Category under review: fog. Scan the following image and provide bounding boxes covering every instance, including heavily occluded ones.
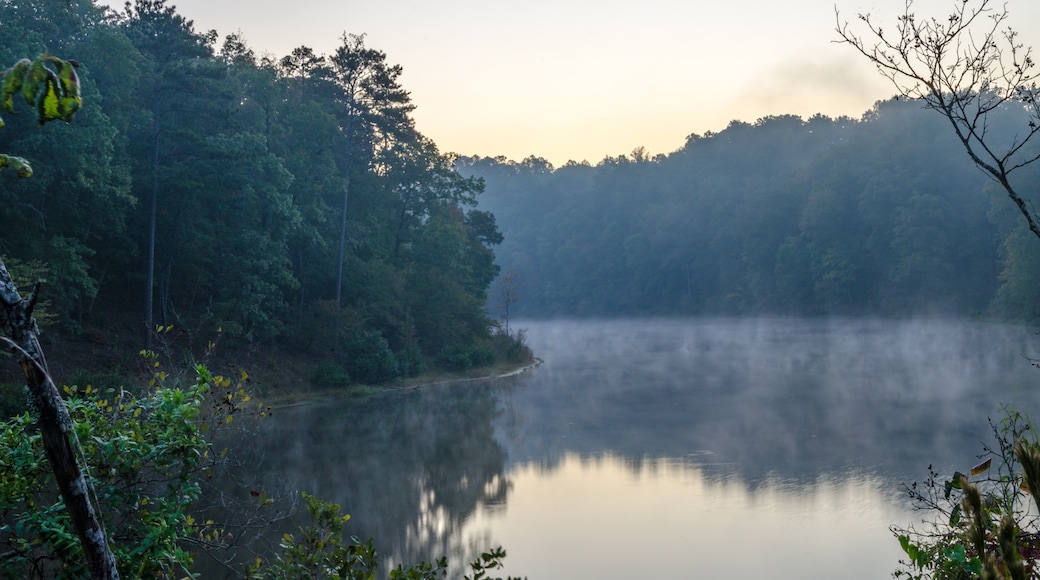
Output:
[215,317,1040,579]
[501,319,1040,480]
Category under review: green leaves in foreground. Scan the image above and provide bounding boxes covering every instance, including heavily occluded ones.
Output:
[0,54,82,179]
[0,54,81,127]
[0,154,32,177]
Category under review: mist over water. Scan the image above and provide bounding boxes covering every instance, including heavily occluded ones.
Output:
[220,318,1040,579]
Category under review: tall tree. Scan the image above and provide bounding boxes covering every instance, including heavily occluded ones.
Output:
[120,0,216,347]
[326,33,415,307]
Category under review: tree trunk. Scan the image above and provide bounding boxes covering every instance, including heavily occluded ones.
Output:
[145,96,160,350]
[0,257,120,579]
[335,116,354,309]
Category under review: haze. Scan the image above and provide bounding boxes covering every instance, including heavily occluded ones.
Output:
[168,0,1040,165]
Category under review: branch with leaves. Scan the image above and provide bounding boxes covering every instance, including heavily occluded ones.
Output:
[0,53,82,179]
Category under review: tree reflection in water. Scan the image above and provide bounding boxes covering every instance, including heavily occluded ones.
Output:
[216,380,515,577]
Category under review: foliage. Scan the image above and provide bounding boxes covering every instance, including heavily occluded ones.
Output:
[0,53,81,130]
[461,103,1040,319]
[891,407,1040,580]
[310,360,352,390]
[0,362,253,578]
[437,342,495,373]
[0,0,508,371]
[1,355,526,578]
[341,327,400,385]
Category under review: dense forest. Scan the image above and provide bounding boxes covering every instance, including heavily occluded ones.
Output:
[464,101,1040,321]
[0,0,527,385]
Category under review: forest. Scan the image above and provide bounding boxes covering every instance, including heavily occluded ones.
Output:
[7,0,1040,576]
[464,102,1040,321]
[0,0,528,389]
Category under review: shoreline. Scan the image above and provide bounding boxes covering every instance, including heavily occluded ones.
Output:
[266,358,543,409]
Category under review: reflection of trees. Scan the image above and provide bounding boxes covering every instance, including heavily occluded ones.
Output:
[504,319,1040,486]
[219,381,512,576]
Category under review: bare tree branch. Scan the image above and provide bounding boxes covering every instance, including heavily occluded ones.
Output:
[836,0,1040,240]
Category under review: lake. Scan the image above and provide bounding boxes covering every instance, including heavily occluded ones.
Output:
[218,318,1040,578]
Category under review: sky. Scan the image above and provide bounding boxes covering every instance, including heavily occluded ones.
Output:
[169,0,1040,166]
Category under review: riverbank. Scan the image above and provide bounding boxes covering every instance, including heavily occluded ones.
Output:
[261,358,544,408]
[0,321,538,417]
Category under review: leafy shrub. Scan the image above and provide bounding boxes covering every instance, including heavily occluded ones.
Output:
[892,406,1040,579]
[395,345,425,378]
[491,327,534,365]
[342,328,399,384]
[0,365,247,578]
[310,361,352,390]
[437,342,495,372]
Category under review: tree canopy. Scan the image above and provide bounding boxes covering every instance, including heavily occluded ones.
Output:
[463,103,1040,320]
[0,0,512,380]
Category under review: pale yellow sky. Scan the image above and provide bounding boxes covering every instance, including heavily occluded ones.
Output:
[169,0,1040,165]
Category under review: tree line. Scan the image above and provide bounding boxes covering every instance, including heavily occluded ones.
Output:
[464,100,1040,320]
[0,0,523,382]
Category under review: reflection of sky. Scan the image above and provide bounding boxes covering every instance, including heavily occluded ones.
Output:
[465,453,907,580]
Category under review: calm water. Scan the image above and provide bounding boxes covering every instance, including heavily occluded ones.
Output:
[219,318,1040,578]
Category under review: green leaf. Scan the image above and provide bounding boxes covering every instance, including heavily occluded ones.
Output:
[35,71,63,125]
[0,154,32,178]
[943,544,967,563]
[20,58,48,108]
[47,57,80,121]
[1,58,31,113]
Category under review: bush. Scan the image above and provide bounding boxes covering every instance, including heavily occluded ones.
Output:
[892,407,1040,579]
[437,342,495,372]
[0,365,245,578]
[342,328,399,384]
[310,361,352,390]
[395,345,425,378]
[491,327,534,365]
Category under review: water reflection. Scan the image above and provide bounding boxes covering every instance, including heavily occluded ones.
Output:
[467,454,907,580]
[220,380,513,574]
[215,318,1040,578]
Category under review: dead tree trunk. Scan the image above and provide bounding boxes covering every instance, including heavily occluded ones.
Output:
[0,256,119,579]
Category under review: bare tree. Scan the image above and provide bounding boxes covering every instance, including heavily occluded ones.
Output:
[496,269,522,335]
[836,0,1040,240]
